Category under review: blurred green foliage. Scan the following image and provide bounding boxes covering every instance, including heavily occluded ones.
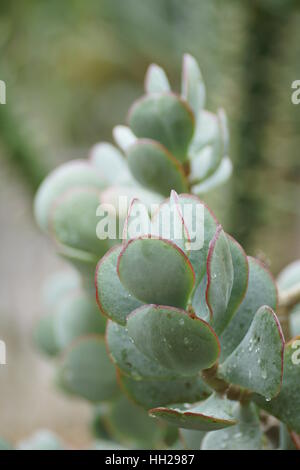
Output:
[0,0,299,261]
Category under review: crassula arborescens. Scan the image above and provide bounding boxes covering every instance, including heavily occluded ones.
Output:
[31,55,300,451]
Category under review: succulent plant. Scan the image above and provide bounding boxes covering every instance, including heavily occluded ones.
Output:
[114,54,232,197]
[32,55,300,450]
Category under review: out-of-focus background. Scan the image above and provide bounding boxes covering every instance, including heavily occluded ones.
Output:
[0,0,299,447]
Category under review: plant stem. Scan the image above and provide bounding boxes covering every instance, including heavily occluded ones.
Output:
[202,363,252,404]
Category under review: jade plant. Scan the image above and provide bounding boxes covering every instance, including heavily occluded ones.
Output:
[31,55,300,450]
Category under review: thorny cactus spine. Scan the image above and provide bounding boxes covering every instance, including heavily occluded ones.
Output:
[31,54,300,451]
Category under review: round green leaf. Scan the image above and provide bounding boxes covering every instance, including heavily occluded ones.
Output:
[181,53,205,118]
[149,394,236,431]
[118,237,195,309]
[188,109,225,180]
[189,110,218,157]
[128,93,195,162]
[50,187,109,257]
[95,245,143,325]
[206,226,234,334]
[106,395,164,449]
[57,336,119,403]
[89,142,132,185]
[113,125,137,153]
[191,157,232,195]
[106,320,181,380]
[201,403,262,450]
[220,256,278,361]
[119,373,210,409]
[219,305,284,399]
[54,292,106,350]
[192,233,247,326]
[253,336,300,433]
[192,274,210,322]
[42,270,80,312]
[224,234,249,322]
[126,139,188,197]
[34,160,106,232]
[127,305,220,375]
[33,314,60,358]
[145,64,170,94]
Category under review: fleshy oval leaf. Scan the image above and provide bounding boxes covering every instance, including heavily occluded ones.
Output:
[224,234,249,322]
[57,336,120,403]
[253,336,300,433]
[194,232,248,332]
[95,245,143,325]
[42,270,80,312]
[126,139,188,197]
[127,305,220,375]
[54,292,106,350]
[118,237,195,308]
[89,142,132,185]
[34,160,106,232]
[189,110,218,157]
[33,313,60,358]
[191,157,232,195]
[181,54,205,118]
[50,187,109,257]
[201,403,262,450]
[106,395,165,449]
[118,373,210,409]
[113,125,137,153]
[219,305,284,399]
[145,64,171,94]
[206,226,234,334]
[128,93,195,162]
[220,257,278,361]
[149,394,236,431]
[106,320,180,381]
